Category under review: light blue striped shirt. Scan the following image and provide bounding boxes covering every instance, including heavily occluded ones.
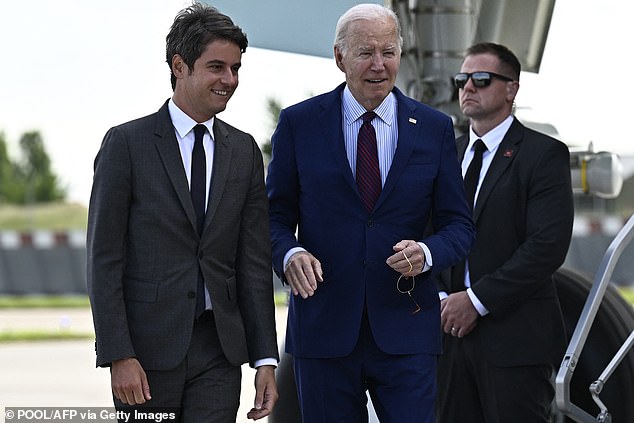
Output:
[284,87,432,273]
[342,86,398,186]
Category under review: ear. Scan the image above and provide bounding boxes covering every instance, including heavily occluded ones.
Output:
[171,54,187,79]
[334,46,345,73]
[506,81,519,102]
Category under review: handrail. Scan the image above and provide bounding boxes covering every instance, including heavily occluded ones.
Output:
[555,214,634,422]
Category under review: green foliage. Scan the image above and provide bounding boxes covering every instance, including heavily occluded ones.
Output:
[0,130,67,204]
[262,97,282,162]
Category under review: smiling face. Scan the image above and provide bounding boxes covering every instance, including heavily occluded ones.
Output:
[171,39,242,122]
[335,17,400,111]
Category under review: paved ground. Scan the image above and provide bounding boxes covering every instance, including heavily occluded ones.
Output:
[0,306,289,423]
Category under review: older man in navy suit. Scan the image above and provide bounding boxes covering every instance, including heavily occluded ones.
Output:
[266,4,474,422]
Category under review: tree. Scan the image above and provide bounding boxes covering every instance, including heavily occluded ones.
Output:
[18,131,66,203]
[0,130,66,204]
[0,132,12,202]
[261,97,282,163]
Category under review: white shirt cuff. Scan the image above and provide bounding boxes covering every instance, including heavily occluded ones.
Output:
[466,287,489,316]
[417,242,432,272]
[283,247,307,271]
[253,358,278,368]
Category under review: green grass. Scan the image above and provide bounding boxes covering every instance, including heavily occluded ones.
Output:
[0,330,93,342]
[0,295,90,308]
[0,295,93,342]
[0,202,88,231]
[618,287,634,305]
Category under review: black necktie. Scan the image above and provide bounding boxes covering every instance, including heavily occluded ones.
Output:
[356,111,381,213]
[451,139,487,292]
[191,124,207,234]
[191,124,207,317]
[463,139,487,209]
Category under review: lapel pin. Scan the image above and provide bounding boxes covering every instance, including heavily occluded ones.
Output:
[503,149,514,157]
[408,117,417,124]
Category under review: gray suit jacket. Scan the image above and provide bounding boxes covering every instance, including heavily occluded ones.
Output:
[87,100,278,370]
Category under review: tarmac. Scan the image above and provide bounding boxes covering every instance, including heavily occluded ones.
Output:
[0,306,289,423]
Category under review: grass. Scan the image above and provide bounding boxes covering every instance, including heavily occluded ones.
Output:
[0,330,93,342]
[0,202,88,231]
[618,287,634,305]
[0,295,93,342]
[0,295,90,308]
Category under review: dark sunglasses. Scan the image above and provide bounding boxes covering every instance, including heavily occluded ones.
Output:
[453,71,515,89]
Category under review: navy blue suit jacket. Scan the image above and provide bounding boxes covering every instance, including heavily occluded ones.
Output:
[267,84,474,358]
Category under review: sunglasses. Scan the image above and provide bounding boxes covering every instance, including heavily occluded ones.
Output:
[453,71,515,89]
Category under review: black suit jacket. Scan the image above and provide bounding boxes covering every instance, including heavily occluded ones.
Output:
[87,100,279,369]
[439,117,573,366]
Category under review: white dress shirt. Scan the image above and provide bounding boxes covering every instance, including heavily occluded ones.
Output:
[169,99,215,311]
[169,99,277,368]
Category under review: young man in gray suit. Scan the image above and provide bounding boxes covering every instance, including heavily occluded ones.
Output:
[87,4,279,422]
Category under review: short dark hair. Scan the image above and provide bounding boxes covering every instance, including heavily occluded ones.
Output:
[465,42,521,81]
[166,2,248,90]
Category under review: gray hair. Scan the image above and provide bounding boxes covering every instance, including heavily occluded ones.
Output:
[334,3,403,55]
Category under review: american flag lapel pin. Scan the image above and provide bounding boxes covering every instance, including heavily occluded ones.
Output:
[503,149,514,158]
[408,117,417,124]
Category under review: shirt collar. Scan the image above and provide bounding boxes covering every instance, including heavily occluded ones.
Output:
[469,114,514,152]
[168,98,215,140]
[342,85,396,126]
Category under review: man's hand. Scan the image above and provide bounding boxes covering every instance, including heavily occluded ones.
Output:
[247,365,278,420]
[111,357,151,405]
[284,251,323,298]
[386,240,425,277]
[440,292,479,338]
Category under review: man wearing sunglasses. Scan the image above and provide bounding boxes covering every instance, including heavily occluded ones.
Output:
[436,42,574,422]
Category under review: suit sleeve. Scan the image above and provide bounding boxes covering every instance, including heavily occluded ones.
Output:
[86,126,136,367]
[266,109,302,277]
[423,117,475,274]
[236,134,280,365]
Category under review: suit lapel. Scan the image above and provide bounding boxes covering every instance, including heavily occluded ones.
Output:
[203,120,232,234]
[473,118,523,220]
[379,90,418,210]
[153,102,199,234]
[456,136,469,162]
[319,86,359,197]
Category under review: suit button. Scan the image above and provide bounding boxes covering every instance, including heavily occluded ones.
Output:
[367,220,374,227]
[187,291,196,299]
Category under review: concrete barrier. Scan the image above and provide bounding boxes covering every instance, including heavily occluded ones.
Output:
[0,230,86,294]
[0,215,633,294]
